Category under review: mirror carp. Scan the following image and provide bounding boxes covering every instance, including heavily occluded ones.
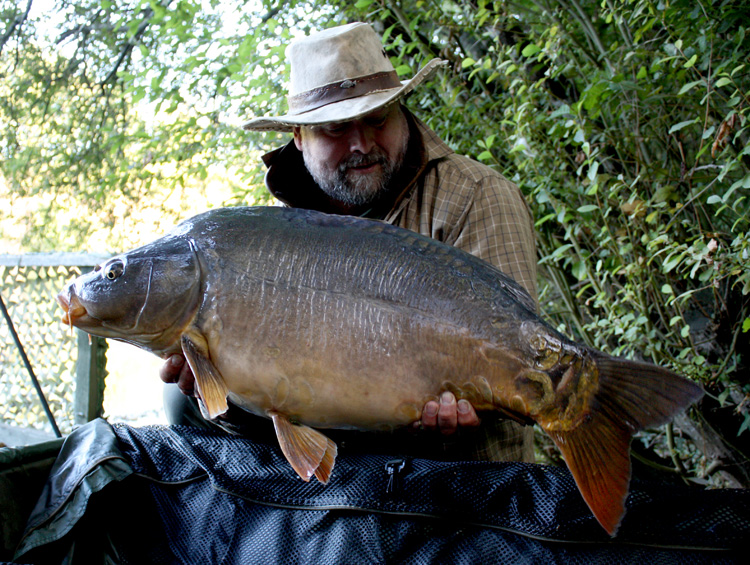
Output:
[57,206,702,535]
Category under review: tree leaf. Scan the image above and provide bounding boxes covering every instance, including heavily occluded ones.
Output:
[669,119,698,134]
[522,44,541,57]
[678,80,703,95]
[714,77,732,88]
[683,54,698,68]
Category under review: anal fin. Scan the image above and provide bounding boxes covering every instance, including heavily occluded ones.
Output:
[270,411,338,484]
[181,333,229,419]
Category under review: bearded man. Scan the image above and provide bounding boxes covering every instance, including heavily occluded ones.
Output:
[161,22,538,463]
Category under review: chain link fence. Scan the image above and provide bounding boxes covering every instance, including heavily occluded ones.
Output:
[1,254,108,438]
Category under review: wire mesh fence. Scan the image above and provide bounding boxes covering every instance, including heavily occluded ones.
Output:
[1,255,107,436]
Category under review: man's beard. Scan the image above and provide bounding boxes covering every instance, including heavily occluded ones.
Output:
[302,134,409,208]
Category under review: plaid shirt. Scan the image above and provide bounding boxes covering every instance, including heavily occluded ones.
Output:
[263,110,537,463]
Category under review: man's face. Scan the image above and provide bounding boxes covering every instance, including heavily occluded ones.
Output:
[294,104,410,207]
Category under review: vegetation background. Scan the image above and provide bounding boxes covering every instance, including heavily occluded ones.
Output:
[2,0,748,487]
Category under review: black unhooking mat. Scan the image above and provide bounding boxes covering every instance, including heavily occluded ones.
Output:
[7,419,749,564]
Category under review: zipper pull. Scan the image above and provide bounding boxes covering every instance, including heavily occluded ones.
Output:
[384,459,407,495]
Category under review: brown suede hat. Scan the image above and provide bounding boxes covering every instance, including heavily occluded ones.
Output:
[242,22,445,132]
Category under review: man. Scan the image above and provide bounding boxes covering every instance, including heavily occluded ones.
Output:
[161,22,538,463]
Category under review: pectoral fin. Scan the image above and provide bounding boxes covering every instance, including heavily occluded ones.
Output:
[181,332,228,419]
[270,411,337,484]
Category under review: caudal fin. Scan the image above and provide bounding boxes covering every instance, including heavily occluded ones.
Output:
[547,354,702,536]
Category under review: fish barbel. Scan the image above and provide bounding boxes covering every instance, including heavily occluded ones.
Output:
[57,206,702,535]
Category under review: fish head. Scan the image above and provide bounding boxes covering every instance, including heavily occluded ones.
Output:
[57,235,202,355]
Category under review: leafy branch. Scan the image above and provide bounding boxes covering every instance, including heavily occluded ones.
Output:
[0,0,33,57]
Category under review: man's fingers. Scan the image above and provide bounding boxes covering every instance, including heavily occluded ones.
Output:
[159,355,184,383]
[160,355,196,397]
[176,363,195,396]
[418,394,480,434]
[420,400,439,429]
[457,399,480,428]
[436,391,458,435]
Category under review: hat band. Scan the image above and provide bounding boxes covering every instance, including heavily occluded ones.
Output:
[287,71,401,116]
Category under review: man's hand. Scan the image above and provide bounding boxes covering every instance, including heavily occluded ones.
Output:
[418,391,480,435]
[159,354,196,397]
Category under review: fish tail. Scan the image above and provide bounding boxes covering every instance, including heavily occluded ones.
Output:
[546,354,703,536]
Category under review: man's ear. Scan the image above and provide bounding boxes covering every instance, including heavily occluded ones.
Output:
[293,127,303,151]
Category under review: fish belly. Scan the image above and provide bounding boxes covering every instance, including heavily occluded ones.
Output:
[202,277,521,431]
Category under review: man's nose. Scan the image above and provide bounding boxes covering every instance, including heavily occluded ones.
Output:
[347,123,375,154]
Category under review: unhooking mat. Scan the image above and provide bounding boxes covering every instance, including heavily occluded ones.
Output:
[6,419,749,564]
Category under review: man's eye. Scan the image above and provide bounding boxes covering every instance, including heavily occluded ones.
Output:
[324,124,349,136]
[365,117,387,128]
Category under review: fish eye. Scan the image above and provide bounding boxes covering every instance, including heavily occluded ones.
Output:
[103,260,124,281]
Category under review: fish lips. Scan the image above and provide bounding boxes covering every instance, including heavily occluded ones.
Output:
[57,287,101,331]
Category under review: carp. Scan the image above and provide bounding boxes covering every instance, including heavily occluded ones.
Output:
[57,206,702,535]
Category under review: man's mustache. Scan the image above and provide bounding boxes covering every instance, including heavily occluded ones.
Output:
[339,151,387,171]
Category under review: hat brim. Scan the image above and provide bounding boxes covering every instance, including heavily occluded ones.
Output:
[242,58,446,132]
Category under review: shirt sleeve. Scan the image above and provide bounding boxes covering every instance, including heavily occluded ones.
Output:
[443,163,538,306]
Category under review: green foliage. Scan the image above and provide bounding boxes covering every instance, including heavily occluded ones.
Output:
[0,0,290,251]
[2,0,748,484]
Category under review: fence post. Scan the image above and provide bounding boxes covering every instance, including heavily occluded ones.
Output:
[73,330,108,426]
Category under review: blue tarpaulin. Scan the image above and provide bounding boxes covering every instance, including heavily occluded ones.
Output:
[8,419,748,563]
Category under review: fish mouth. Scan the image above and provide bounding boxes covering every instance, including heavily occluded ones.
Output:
[57,290,94,332]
